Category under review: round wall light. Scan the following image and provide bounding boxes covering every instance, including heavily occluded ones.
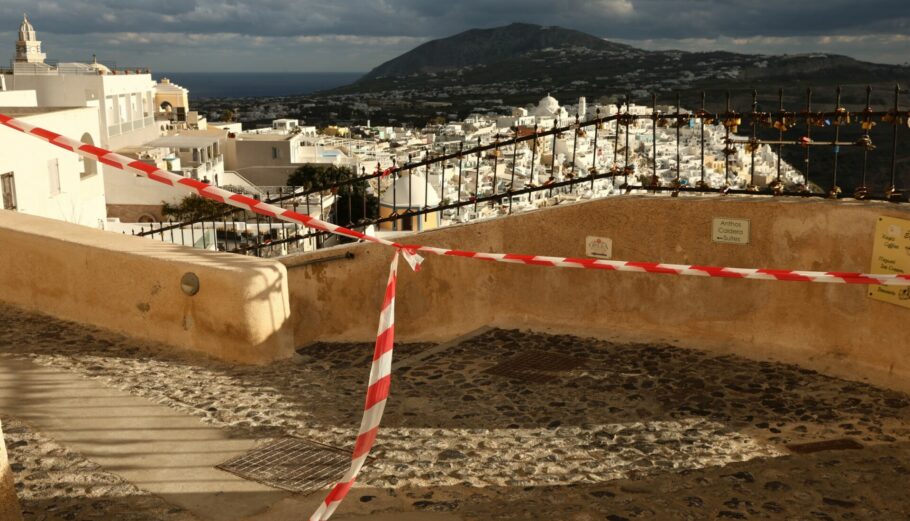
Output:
[180,272,200,296]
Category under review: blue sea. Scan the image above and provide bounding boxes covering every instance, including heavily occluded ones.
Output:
[152,72,363,99]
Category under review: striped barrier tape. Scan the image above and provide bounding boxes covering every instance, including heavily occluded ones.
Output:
[2,113,909,286]
[310,249,399,521]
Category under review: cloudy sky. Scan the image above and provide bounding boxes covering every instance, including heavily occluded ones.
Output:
[1,0,908,73]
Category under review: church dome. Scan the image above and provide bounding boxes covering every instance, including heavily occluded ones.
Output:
[18,14,36,40]
[89,55,111,74]
[536,93,559,116]
[380,173,441,208]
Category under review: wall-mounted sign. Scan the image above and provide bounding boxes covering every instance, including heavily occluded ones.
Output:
[869,215,910,309]
[585,236,613,259]
[712,218,751,245]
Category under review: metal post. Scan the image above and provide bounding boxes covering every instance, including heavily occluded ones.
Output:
[407,154,413,227]
[591,108,600,191]
[830,86,842,198]
[549,127,557,197]
[570,114,579,193]
[749,90,758,190]
[724,91,731,189]
[889,84,902,201]
[776,88,783,190]
[856,85,872,199]
[474,137,481,213]
[651,92,657,189]
[423,148,429,222]
[675,92,681,191]
[700,91,706,188]
[804,87,812,191]
[624,93,630,187]
[492,137,500,198]
[530,123,539,187]
[438,147,445,215]
[613,101,620,173]
[456,143,464,217]
[509,134,518,214]
[254,210,261,257]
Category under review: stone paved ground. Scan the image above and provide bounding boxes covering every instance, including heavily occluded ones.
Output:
[1,303,909,520]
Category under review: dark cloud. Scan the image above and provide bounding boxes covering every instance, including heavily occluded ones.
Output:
[0,0,907,71]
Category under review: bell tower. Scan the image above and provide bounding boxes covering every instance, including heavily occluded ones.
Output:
[15,13,46,64]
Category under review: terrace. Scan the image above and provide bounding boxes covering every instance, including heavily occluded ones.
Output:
[1,190,909,520]
[2,305,909,520]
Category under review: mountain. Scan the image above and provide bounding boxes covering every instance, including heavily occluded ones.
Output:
[342,23,909,112]
[360,22,633,81]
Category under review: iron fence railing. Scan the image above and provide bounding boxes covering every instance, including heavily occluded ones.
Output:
[135,85,909,257]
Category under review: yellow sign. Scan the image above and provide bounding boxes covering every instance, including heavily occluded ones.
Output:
[869,215,910,309]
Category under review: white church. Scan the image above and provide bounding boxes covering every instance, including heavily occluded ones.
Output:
[0,15,204,225]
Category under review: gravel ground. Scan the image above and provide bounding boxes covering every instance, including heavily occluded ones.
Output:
[2,303,910,520]
[1,416,193,521]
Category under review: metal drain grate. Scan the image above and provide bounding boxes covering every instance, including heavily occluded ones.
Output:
[786,438,864,454]
[216,437,351,495]
[483,350,587,383]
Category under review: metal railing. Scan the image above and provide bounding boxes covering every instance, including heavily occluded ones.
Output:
[135,85,909,257]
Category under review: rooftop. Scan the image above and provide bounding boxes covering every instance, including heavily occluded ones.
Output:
[146,134,221,149]
[0,105,85,116]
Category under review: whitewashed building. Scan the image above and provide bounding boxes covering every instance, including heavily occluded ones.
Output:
[0,89,107,227]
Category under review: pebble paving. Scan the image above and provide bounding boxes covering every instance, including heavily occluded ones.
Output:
[1,304,909,520]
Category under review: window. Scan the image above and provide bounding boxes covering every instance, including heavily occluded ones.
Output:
[48,159,61,196]
[1,172,15,210]
[118,95,128,123]
[105,96,116,126]
[131,93,139,119]
[271,147,279,159]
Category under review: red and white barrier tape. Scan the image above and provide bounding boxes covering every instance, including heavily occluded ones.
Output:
[3,115,910,520]
[2,114,909,286]
[2,113,908,286]
[310,249,398,521]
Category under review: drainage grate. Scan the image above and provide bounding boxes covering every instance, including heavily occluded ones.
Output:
[483,350,587,384]
[216,437,351,495]
[786,438,864,454]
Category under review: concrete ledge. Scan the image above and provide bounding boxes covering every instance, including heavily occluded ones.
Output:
[0,211,293,364]
[0,419,23,521]
[282,196,910,393]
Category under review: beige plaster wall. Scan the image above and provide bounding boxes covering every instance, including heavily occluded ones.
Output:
[0,210,294,364]
[0,420,23,521]
[282,196,910,393]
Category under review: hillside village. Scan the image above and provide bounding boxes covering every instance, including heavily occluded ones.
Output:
[1,17,811,259]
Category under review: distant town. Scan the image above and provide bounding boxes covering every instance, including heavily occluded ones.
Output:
[1,16,811,258]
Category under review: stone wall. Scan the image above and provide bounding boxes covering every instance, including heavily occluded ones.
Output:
[0,420,23,521]
[0,211,294,363]
[105,204,165,223]
[281,196,910,393]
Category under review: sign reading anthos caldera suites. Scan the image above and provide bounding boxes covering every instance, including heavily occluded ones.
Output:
[712,218,751,245]
[869,215,910,309]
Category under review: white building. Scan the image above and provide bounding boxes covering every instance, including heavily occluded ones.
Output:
[224,132,353,187]
[2,16,165,221]
[3,16,158,151]
[0,89,107,227]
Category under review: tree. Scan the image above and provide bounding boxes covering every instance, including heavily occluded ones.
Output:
[162,194,227,221]
[288,164,354,192]
[288,164,378,227]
